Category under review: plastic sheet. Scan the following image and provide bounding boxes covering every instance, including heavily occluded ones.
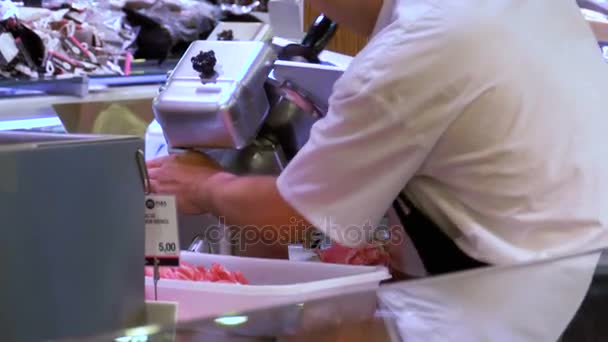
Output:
[132,0,218,44]
[0,0,141,80]
[0,0,220,80]
[83,2,139,55]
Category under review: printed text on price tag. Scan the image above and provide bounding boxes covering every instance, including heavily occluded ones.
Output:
[145,194,180,266]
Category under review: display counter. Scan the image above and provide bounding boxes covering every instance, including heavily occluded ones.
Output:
[0,83,159,132]
[0,9,275,134]
[50,248,608,342]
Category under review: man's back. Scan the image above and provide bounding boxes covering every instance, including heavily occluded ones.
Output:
[276,0,608,265]
[406,0,608,263]
[272,2,606,339]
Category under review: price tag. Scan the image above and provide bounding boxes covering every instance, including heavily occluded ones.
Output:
[145,194,180,266]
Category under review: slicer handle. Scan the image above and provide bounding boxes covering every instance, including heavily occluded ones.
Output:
[301,14,338,57]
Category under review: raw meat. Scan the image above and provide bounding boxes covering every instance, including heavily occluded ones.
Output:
[145,261,249,285]
[317,243,390,267]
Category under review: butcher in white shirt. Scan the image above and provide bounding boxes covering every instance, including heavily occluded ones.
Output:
[148,0,608,276]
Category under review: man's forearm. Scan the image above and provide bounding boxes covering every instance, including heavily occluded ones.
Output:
[205,172,311,243]
[308,0,383,36]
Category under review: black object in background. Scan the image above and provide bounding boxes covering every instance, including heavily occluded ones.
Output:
[220,12,263,23]
[0,18,46,69]
[217,29,234,41]
[392,193,489,276]
[123,6,217,61]
[122,7,173,62]
[23,0,42,7]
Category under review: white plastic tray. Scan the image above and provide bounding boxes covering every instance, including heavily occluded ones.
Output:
[145,252,390,321]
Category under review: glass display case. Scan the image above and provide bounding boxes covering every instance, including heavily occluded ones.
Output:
[51,248,608,342]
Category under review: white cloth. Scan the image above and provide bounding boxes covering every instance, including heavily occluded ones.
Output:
[277,0,608,265]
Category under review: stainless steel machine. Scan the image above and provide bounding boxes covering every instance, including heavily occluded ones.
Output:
[151,15,348,256]
[0,132,146,341]
[153,13,342,167]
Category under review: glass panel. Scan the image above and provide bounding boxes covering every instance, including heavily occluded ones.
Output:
[378,249,605,342]
[52,248,608,342]
[55,99,155,138]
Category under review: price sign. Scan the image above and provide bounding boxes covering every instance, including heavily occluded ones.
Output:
[145,194,180,266]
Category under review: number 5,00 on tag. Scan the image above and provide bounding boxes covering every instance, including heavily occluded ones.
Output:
[145,194,180,266]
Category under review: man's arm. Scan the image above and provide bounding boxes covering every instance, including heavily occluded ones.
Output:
[307,0,384,36]
[147,152,311,245]
[206,172,311,240]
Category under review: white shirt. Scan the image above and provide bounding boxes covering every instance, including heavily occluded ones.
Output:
[277,0,608,265]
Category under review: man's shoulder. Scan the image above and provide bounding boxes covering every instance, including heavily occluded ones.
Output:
[331,2,465,102]
[334,1,519,92]
[342,1,496,76]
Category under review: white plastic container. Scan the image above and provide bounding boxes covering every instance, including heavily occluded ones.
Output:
[145,252,390,321]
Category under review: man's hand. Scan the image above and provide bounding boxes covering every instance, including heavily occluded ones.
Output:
[147,151,224,214]
[147,151,312,256]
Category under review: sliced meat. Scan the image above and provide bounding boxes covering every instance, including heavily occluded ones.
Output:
[145,262,249,284]
[318,243,390,266]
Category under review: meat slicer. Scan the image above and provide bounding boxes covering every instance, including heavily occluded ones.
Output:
[150,15,351,256]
